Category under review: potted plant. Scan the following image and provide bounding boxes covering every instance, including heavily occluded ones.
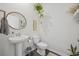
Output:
[34,3,44,18]
[68,44,79,56]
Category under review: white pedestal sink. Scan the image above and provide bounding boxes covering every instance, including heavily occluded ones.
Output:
[9,35,30,56]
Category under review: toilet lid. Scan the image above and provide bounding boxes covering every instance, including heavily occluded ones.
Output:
[37,42,48,47]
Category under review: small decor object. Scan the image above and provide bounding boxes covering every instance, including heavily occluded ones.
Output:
[0,10,9,35]
[68,4,79,15]
[68,44,79,56]
[68,4,79,24]
[73,9,79,24]
[33,3,53,34]
[34,3,44,18]
[33,20,37,31]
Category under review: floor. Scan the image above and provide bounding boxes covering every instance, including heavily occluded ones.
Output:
[25,49,61,56]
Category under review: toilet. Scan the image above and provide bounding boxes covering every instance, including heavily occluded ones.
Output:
[32,35,48,56]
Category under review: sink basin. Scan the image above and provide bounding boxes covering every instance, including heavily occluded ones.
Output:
[8,35,30,56]
[9,35,30,44]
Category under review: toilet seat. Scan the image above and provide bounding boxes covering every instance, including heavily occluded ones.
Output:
[36,42,48,49]
[32,35,48,56]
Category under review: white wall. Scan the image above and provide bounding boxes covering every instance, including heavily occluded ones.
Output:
[0,3,79,55]
[42,3,79,55]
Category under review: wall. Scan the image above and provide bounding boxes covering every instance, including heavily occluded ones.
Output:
[42,3,79,55]
[0,3,79,55]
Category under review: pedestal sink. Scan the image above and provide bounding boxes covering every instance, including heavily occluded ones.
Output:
[8,35,30,56]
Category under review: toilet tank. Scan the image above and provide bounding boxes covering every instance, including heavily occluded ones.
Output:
[32,35,41,44]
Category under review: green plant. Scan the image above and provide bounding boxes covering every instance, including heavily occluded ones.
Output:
[68,44,78,56]
[34,3,44,18]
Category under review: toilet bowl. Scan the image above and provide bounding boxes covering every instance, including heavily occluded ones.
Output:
[32,35,47,49]
[36,42,48,56]
[37,42,48,49]
[32,35,48,55]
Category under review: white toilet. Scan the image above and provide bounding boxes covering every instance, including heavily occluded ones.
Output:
[32,35,48,56]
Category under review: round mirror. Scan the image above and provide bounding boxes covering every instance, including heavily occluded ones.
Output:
[6,12,27,30]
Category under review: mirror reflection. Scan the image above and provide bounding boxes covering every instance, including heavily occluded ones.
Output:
[6,12,26,30]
